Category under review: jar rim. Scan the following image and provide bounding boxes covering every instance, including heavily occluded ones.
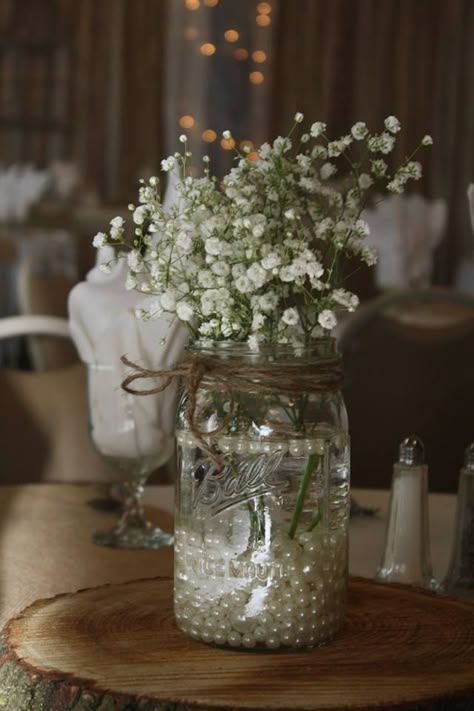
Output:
[187,337,339,363]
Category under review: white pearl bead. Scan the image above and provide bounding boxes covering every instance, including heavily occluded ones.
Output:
[258,611,274,627]
[218,436,233,452]
[265,635,281,649]
[253,625,267,642]
[289,440,304,457]
[242,634,256,648]
[230,590,249,606]
[280,631,295,646]
[201,630,214,643]
[304,438,319,454]
[213,631,227,645]
[235,439,249,454]
[227,631,242,647]
[230,610,256,634]
[248,440,261,453]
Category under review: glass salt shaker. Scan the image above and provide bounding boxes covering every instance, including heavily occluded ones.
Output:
[376,435,437,589]
[442,442,474,599]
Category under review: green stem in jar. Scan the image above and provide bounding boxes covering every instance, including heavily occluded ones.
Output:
[288,452,319,539]
[306,510,322,532]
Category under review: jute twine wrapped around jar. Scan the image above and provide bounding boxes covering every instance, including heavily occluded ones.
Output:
[120,353,343,469]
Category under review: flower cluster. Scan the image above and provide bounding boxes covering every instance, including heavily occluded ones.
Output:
[94,114,431,350]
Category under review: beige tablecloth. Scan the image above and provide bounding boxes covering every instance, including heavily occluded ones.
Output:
[0,484,456,630]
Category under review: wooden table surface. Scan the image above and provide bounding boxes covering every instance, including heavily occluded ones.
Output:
[0,483,457,630]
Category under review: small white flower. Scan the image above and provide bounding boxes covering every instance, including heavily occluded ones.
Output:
[281,307,300,326]
[222,130,232,140]
[311,145,327,160]
[306,261,324,279]
[176,301,194,322]
[211,260,230,276]
[280,265,295,282]
[235,275,253,293]
[300,133,310,144]
[251,312,266,331]
[354,219,370,237]
[179,134,187,143]
[310,122,326,138]
[369,132,396,154]
[320,162,337,180]
[176,232,193,253]
[351,121,368,140]
[370,159,388,177]
[405,161,422,180]
[133,205,148,225]
[384,115,401,134]
[284,208,296,220]
[161,157,176,172]
[125,274,137,290]
[205,237,222,256]
[92,231,108,248]
[160,291,176,311]
[421,134,433,146]
[327,141,344,157]
[318,309,337,331]
[332,288,359,312]
[273,136,291,153]
[261,252,281,270]
[110,216,124,229]
[387,179,404,194]
[294,112,304,123]
[247,263,267,288]
[127,250,141,270]
[358,173,373,190]
[361,245,377,266]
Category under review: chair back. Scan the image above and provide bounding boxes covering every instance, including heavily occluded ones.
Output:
[16,234,79,370]
[0,316,114,483]
[338,288,474,492]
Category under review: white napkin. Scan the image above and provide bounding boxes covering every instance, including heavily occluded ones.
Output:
[0,164,50,222]
[454,184,474,294]
[68,176,188,461]
[363,194,447,289]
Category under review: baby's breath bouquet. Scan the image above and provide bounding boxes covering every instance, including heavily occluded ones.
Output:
[95,113,431,349]
[95,115,432,653]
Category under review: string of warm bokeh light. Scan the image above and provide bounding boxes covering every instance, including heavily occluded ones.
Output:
[179,0,272,154]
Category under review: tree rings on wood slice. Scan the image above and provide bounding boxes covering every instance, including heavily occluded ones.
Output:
[0,577,473,710]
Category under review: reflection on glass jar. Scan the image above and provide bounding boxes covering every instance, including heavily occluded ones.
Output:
[174,338,350,651]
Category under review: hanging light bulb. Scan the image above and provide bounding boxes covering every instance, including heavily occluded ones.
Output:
[200,42,216,56]
[249,71,265,85]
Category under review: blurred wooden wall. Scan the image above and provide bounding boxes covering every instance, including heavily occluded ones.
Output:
[271,0,474,280]
[1,0,473,280]
[0,0,168,203]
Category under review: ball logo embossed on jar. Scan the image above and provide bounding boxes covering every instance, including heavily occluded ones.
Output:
[192,450,287,515]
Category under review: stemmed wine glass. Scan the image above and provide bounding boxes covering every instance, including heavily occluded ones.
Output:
[87,361,175,549]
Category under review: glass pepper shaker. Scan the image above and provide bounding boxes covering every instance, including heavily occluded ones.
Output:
[376,435,437,589]
[442,442,474,599]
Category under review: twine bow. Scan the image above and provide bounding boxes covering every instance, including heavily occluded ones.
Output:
[121,351,343,470]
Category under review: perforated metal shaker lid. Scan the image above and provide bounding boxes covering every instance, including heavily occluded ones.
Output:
[398,435,425,466]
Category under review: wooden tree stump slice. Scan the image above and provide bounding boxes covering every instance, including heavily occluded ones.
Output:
[0,577,473,711]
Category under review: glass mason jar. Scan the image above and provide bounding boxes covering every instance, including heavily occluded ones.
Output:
[174,338,350,651]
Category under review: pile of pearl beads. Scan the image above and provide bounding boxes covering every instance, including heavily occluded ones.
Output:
[174,527,347,650]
